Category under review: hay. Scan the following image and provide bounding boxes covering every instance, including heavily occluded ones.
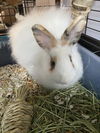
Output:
[31,84,100,133]
[0,64,100,133]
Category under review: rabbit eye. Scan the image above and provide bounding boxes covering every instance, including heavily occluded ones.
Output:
[50,57,56,71]
[69,55,75,68]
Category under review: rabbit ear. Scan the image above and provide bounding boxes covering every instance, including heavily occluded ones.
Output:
[32,24,56,50]
[61,16,86,45]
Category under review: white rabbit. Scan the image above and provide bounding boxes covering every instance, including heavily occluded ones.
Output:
[9,7,85,89]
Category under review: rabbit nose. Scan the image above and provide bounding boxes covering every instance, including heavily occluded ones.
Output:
[54,74,67,84]
[59,81,67,84]
[59,75,68,84]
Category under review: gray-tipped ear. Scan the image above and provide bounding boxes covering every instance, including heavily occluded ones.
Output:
[61,17,86,45]
[32,24,56,50]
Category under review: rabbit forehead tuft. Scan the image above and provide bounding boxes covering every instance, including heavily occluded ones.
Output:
[28,7,72,39]
[49,44,73,57]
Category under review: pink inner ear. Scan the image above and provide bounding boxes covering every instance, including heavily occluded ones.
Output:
[38,32,53,49]
[33,28,56,50]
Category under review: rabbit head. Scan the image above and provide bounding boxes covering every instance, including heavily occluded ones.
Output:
[30,16,86,89]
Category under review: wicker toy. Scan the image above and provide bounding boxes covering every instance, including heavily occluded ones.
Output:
[71,0,94,18]
[0,6,16,26]
[1,85,34,133]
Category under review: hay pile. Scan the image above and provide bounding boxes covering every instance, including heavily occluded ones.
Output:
[32,84,100,133]
[0,64,100,133]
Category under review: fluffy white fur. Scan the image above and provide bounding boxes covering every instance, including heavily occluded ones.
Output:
[9,7,83,89]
